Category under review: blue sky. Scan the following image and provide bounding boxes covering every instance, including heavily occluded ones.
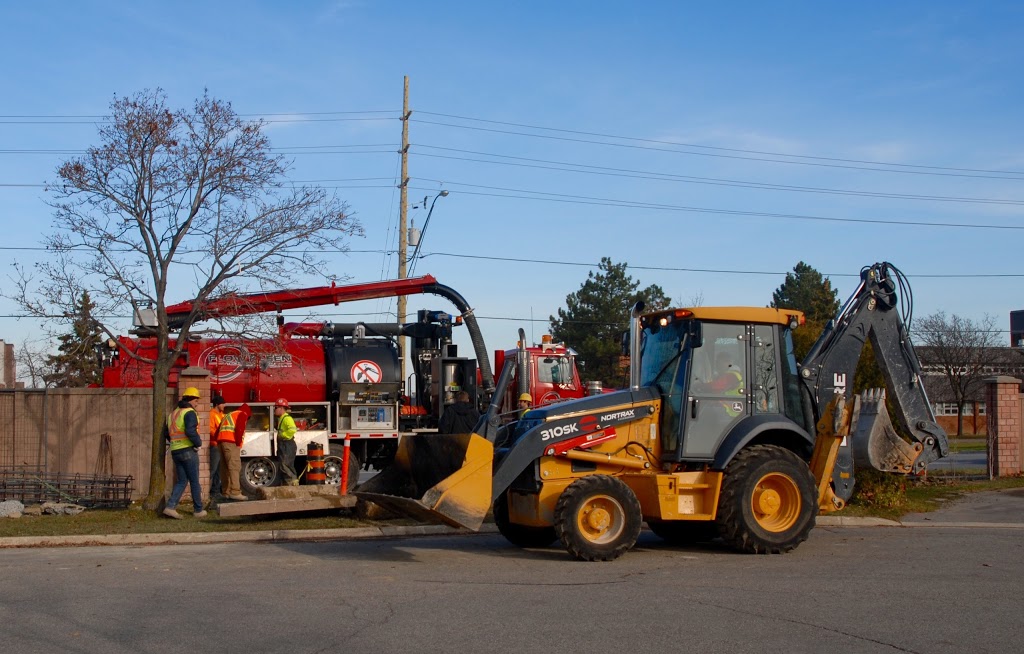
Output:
[2,1,1023,372]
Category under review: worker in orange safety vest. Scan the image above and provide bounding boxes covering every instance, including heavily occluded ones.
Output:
[217,403,251,501]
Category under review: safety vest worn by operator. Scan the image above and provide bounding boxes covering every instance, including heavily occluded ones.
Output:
[715,369,744,418]
[168,407,197,452]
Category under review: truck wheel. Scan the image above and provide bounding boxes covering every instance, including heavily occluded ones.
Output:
[647,520,719,545]
[554,475,642,561]
[240,457,280,495]
[717,444,816,554]
[493,492,557,548]
[325,452,361,492]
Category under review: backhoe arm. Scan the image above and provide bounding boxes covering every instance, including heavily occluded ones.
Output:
[799,263,948,497]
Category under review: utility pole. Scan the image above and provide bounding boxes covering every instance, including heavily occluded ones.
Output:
[397,76,410,385]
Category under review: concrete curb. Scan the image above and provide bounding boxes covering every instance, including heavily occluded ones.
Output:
[2,517,1021,549]
[0,523,501,549]
[897,521,1024,530]
[817,516,902,527]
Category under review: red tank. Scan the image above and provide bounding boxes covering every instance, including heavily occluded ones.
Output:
[103,335,329,404]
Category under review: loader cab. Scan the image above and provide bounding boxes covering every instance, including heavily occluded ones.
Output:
[638,308,808,464]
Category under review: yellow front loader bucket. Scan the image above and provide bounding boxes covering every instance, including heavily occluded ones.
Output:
[354,432,495,531]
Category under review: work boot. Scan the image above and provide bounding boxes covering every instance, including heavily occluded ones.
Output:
[289,479,300,486]
[227,494,247,501]
[162,508,183,520]
[193,510,208,518]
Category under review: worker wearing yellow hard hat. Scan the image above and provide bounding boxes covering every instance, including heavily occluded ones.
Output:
[518,392,532,418]
[164,385,207,520]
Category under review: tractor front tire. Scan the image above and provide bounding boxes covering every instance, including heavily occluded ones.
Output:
[554,475,642,561]
[717,444,816,554]
[493,492,557,548]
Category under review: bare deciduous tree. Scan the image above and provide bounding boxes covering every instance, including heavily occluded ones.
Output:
[11,89,362,509]
[915,311,1001,437]
[15,337,54,388]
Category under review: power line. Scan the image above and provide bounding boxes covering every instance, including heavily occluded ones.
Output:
[412,118,1024,181]
[3,170,1020,232]
[416,110,1024,178]
[413,146,1024,206]
[4,105,1021,178]
[4,242,1021,278]
[0,146,397,155]
[415,251,1024,278]
[410,180,1024,231]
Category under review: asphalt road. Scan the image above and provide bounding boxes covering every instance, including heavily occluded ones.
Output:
[2,492,1023,654]
[928,448,987,472]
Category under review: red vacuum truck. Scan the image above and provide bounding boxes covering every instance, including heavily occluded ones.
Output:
[100,275,591,494]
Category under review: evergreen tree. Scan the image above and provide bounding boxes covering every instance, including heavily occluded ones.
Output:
[771,262,884,394]
[771,262,841,361]
[550,258,670,388]
[771,261,840,323]
[43,291,104,387]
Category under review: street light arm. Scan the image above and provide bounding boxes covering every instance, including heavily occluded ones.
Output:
[409,190,448,275]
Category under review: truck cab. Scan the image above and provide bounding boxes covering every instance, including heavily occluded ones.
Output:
[637,307,811,465]
[492,334,587,420]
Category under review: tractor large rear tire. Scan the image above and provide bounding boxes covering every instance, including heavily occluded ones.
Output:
[716,444,816,554]
[554,475,642,561]
[493,492,557,548]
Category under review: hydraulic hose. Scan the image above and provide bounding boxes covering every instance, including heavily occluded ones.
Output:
[424,282,495,394]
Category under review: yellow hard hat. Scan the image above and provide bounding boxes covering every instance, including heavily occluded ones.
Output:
[519,393,532,403]
[182,387,201,399]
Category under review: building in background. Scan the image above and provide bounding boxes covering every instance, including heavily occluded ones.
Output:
[0,339,17,388]
[1011,310,1024,348]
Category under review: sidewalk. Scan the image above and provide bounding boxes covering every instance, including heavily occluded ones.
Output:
[2,489,1022,549]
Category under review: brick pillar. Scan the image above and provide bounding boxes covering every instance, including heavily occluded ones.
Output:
[169,367,211,504]
[985,376,1022,478]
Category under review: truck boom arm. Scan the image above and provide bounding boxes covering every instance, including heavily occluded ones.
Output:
[799,262,948,489]
[156,275,495,393]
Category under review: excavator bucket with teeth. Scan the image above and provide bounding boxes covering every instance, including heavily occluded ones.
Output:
[850,389,924,474]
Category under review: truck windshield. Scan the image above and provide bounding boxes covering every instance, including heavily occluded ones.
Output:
[639,321,691,389]
[639,320,693,457]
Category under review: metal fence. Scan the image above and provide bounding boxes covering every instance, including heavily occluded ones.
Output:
[0,467,133,508]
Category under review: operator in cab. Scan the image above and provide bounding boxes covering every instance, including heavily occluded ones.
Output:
[518,393,533,418]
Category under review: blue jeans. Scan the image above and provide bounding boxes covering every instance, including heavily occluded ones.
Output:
[168,448,203,511]
[209,444,222,496]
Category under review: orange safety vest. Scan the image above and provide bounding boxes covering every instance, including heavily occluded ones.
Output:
[217,411,238,445]
[209,407,224,443]
[168,407,197,451]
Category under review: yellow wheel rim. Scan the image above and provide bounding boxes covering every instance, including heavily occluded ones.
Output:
[575,494,625,544]
[750,472,801,533]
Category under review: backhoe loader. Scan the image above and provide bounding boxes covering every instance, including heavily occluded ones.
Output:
[356,262,948,560]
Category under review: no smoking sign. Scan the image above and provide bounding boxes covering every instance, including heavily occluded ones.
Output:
[351,359,383,384]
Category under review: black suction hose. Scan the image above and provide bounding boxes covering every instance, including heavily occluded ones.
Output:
[424,282,496,394]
